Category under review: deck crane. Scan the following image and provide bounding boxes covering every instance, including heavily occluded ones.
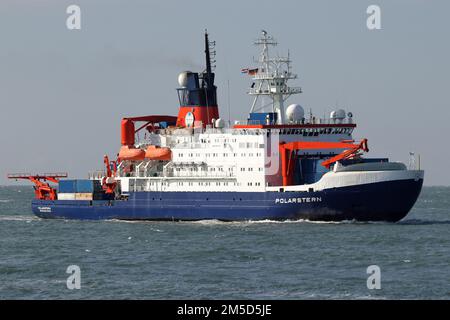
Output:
[7,173,68,200]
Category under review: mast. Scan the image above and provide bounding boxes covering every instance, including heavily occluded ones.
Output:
[203,30,216,90]
[247,30,302,125]
[205,31,212,80]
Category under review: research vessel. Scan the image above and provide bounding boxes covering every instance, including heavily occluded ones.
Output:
[10,31,424,222]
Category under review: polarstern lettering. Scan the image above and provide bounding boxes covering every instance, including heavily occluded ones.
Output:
[275,197,322,204]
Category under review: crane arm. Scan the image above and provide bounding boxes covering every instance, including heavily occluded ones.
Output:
[321,139,369,169]
[7,173,68,200]
[279,139,369,186]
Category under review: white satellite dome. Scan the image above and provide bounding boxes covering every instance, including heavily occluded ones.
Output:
[330,109,346,123]
[215,118,225,128]
[177,71,191,87]
[285,104,305,123]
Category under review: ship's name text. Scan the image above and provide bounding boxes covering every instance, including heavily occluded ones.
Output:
[275,197,322,204]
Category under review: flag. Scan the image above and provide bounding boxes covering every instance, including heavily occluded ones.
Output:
[241,68,258,75]
[248,68,258,75]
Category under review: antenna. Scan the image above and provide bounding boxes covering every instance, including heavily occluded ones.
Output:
[204,30,212,81]
[227,79,231,125]
[247,31,302,124]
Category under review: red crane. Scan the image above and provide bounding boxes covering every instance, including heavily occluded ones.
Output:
[7,173,68,200]
[279,139,369,186]
[101,155,117,194]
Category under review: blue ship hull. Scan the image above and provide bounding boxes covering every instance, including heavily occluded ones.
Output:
[31,178,423,222]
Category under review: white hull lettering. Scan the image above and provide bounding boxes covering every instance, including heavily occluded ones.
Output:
[275,197,322,204]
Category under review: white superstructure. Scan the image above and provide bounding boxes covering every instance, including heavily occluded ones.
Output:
[91,31,415,197]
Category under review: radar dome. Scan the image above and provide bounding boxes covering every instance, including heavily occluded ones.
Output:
[215,118,225,128]
[285,104,305,123]
[178,71,191,87]
[330,109,346,120]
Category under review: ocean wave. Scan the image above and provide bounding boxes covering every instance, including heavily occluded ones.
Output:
[0,215,38,222]
[304,292,386,300]
[106,219,164,232]
[185,219,358,225]
[398,219,450,225]
[88,217,407,226]
[0,199,12,203]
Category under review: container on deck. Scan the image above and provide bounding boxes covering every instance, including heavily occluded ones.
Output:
[59,179,102,193]
[58,180,77,193]
[57,193,76,200]
[75,193,93,200]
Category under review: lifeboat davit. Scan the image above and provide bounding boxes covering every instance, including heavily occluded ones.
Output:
[118,146,145,161]
[145,145,172,161]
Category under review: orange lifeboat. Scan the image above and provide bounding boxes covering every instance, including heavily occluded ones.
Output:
[145,145,172,161]
[118,146,146,161]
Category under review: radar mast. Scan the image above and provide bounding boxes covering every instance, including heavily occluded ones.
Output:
[247,31,302,124]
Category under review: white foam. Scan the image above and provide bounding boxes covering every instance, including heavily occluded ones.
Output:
[105,217,359,226]
[0,215,38,222]
[186,218,357,226]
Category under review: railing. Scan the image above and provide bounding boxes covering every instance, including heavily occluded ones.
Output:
[88,171,106,179]
[234,118,355,126]
[7,172,68,179]
[119,171,236,179]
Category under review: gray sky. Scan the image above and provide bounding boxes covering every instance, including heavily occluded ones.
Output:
[0,0,449,186]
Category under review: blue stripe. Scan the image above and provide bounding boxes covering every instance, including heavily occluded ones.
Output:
[32,178,423,222]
